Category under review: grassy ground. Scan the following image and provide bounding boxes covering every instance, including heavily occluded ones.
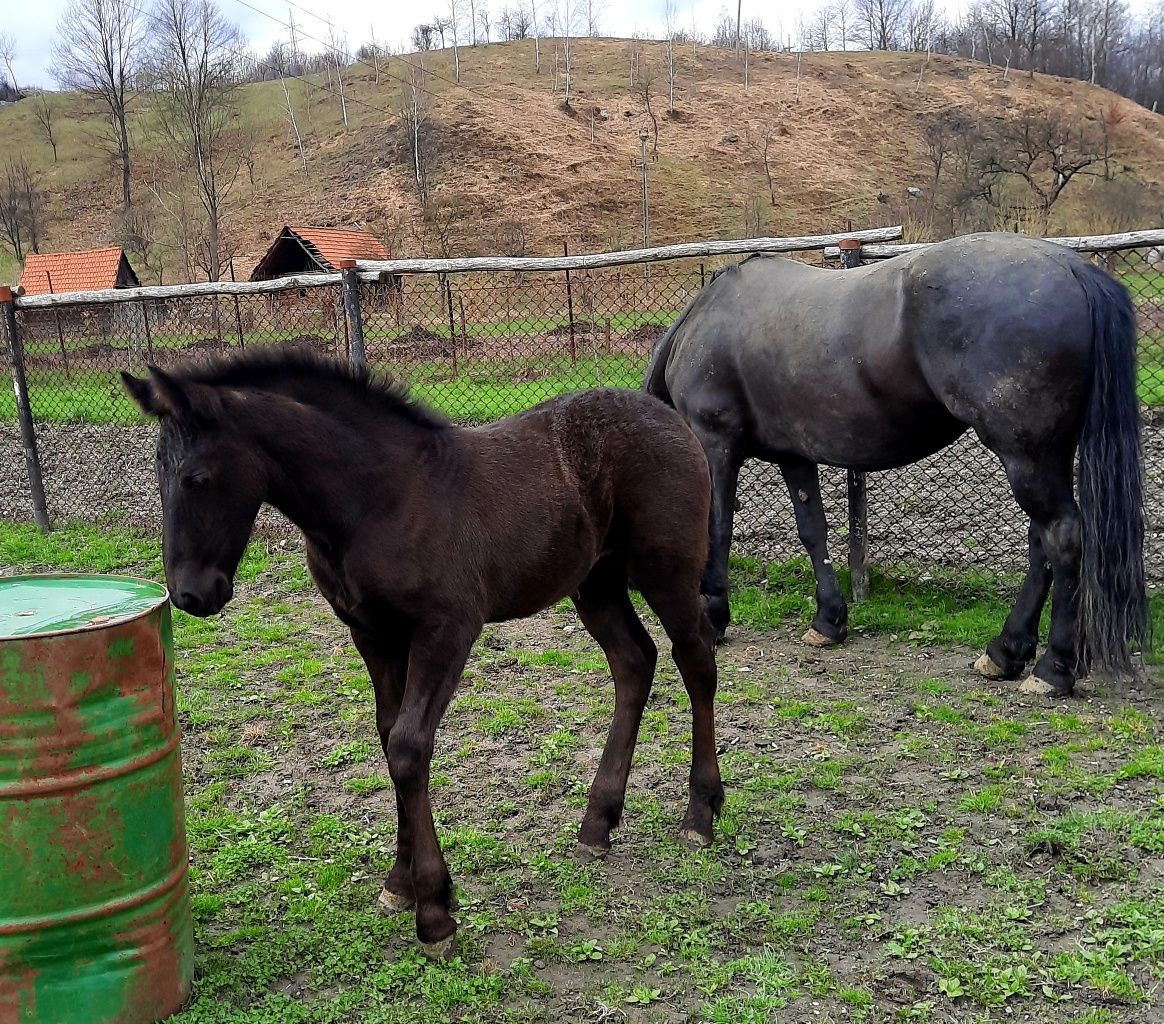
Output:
[2,522,1162,1023]
[2,355,651,425]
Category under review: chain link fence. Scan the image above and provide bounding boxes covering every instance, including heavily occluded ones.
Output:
[4,233,1164,584]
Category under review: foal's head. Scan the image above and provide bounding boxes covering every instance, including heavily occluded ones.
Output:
[122,365,264,617]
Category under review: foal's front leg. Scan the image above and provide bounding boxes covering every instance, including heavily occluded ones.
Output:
[386,619,478,957]
[350,629,414,912]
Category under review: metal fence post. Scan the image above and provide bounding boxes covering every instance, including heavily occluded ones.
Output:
[2,287,52,532]
[838,238,869,602]
[339,260,366,370]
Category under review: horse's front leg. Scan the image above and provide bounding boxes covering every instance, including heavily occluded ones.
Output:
[386,619,478,957]
[778,458,849,647]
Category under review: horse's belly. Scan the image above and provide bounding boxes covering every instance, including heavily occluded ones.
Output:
[754,406,966,472]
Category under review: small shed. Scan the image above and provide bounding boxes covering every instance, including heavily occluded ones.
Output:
[250,226,398,285]
[18,247,144,342]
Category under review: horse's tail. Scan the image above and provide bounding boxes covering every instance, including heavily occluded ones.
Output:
[1072,257,1150,677]
[642,322,678,406]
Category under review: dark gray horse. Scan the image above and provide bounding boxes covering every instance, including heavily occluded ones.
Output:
[644,232,1148,697]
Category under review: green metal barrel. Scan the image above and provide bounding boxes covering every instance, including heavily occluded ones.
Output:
[0,575,193,1024]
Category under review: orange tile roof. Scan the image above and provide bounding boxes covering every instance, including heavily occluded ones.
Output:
[286,226,390,268]
[19,247,131,295]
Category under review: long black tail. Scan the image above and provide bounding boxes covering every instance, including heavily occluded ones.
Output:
[642,321,678,406]
[1072,257,1150,677]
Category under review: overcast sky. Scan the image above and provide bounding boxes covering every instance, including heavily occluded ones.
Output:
[7,0,919,88]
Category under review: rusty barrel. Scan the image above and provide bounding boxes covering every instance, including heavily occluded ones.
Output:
[0,575,193,1023]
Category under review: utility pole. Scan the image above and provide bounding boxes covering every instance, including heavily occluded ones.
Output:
[636,129,650,248]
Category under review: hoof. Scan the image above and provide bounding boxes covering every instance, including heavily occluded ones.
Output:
[802,628,838,649]
[679,827,712,849]
[1018,675,1060,696]
[421,935,456,960]
[377,888,414,914]
[578,841,610,860]
[975,653,1007,680]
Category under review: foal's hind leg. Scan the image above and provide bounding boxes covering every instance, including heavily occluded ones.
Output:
[636,575,724,847]
[572,558,659,857]
[778,457,849,646]
[978,522,1052,680]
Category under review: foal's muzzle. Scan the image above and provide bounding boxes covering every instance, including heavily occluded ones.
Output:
[170,568,233,617]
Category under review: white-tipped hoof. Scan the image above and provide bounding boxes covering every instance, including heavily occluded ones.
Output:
[975,653,1007,680]
[802,628,838,649]
[421,935,456,960]
[377,888,414,914]
[679,827,712,849]
[578,842,610,860]
[1019,675,1058,696]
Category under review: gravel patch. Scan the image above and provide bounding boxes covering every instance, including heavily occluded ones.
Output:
[5,421,1164,583]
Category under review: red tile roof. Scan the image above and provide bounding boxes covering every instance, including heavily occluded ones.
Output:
[19,247,134,295]
[286,226,391,269]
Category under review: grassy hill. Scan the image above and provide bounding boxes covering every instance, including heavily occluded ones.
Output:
[3,39,1164,285]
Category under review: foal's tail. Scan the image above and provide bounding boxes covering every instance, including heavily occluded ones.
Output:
[1072,258,1150,677]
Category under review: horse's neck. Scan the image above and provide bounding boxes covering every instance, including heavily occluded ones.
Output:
[238,392,429,548]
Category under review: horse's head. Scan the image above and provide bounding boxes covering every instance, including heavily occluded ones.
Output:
[121,365,264,617]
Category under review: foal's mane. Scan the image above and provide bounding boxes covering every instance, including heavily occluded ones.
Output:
[174,346,448,430]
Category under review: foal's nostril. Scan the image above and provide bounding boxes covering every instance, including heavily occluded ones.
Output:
[176,590,206,616]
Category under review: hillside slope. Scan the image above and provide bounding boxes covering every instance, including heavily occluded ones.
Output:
[3,40,1163,284]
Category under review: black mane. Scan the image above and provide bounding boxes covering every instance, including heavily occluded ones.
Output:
[174,346,448,430]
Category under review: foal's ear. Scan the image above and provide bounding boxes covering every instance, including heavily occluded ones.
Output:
[120,371,157,417]
[120,365,192,419]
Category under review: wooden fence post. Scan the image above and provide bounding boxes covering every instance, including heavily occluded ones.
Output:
[2,287,51,532]
[838,238,869,602]
[564,241,577,366]
[339,260,366,370]
[445,278,458,378]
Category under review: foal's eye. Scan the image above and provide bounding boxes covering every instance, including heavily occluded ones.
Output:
[182,472,210,490]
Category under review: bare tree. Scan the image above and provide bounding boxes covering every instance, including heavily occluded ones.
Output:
[433,15,450,48]
[664,0,678,114]
[836,0,853,48]
[854,0,909,49]
[1099,98,1125,180]
[271,41,307,177]
[400,58,431,203]
[477,4,492,42]
[326,18,349,126]
[638,58,659,157]
[33,95,60,162]
[52,0,144,210]
[0,159,43,262]
[0,32,20,98]
[747,121,779,204]
[813,5,835,50]
[117,205,163,283]
[982,111,1104,229]
[586,0,605,36]
[412,24,435,50]
[528,0,540,70]
[149,0,248,281]
[449,0,463,82]
[469,0,477,44]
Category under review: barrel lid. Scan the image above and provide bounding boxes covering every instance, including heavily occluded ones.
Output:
[0,574,169,639]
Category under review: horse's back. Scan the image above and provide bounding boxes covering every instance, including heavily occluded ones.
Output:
[659,233,1099,468]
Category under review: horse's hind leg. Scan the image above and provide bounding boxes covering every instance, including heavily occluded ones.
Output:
[635,574,724,847]
[572,557,659,857]
[778,457,849,646]
[691,426,743,643]
[977,522,1052,680]
[996,452,1081,696]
